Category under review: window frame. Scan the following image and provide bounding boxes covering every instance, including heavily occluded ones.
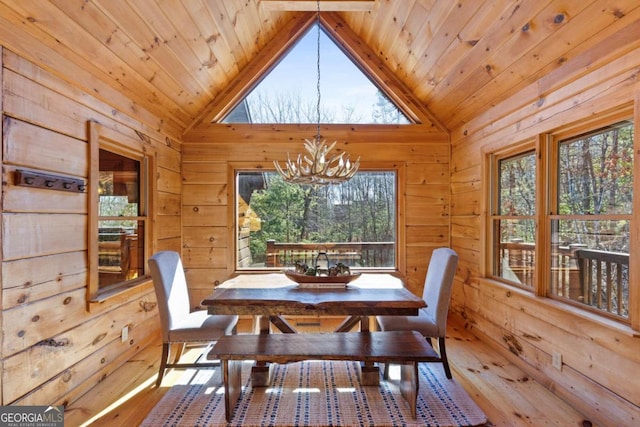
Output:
[87,121,156,302]
[222,22,413,126]
[229,161,406,275]
[487,142,539,290]
[547,118,634,319]
[485,108,637,327]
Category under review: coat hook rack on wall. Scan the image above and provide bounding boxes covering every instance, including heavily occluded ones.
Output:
[15,169,86,193]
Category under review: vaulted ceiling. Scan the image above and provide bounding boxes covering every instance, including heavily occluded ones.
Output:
[0,0,637,136]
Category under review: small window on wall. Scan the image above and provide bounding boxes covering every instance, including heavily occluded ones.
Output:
[97,149,145,287]
[550,121,633,319]
[236,170,398,271]
[88,122,154,301]
[490,150,537,288]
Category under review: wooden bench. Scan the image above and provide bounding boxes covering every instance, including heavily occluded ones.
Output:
[208,330,439,422]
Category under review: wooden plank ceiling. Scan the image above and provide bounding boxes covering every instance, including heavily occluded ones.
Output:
[0,0,637,136]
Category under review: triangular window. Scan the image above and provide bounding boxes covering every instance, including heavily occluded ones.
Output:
[222,23,410,125]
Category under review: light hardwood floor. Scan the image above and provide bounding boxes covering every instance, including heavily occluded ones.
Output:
[66,316,595,426]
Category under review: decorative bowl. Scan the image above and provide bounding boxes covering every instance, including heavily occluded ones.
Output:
[283,269,361,285]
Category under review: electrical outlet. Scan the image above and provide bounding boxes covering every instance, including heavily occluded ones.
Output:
[552,350,562,371]
[121,325,129,343]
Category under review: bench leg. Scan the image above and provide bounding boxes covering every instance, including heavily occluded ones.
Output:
[223,359,242,422]
[399,362,418,419]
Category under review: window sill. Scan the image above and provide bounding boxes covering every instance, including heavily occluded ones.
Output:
[477,277,639,338]
[88,276,154,312]
[234,267,399,274]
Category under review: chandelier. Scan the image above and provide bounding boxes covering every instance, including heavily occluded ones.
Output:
[273,0,359,186]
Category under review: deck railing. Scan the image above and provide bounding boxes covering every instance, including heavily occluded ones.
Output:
[98,228,139,285]
[500,241,629,317]
[574,248,629,317]
[265,239,628,317]
[265,240,394,268]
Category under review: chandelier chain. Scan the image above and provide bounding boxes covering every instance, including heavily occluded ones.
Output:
[316,0,321,140]
[272,0,360,186]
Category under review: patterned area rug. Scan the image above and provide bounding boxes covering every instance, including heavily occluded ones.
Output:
[141,360,487,427]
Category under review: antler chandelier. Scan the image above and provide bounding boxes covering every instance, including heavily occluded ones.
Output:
[273,0,359,186]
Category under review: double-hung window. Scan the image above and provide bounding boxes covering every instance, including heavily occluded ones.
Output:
[488,116,634,322]
[88,122,154,301]
[549,121,633,318]
[489,148,537,289]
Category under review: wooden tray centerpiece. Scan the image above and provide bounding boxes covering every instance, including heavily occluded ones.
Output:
[283,269,361,286]
[283,250,361,287]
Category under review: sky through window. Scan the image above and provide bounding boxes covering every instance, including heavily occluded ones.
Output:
[223,23,410,125]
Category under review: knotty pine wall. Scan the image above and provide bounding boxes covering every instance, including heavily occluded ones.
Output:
[181,124,450,307]
[0,48,180,408]
[448,27,640,427]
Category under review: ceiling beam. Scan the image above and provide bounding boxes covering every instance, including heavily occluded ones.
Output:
[260,1,375,12]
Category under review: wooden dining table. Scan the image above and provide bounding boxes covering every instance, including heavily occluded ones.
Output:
[202,272,425,332]
[201,272,426,385]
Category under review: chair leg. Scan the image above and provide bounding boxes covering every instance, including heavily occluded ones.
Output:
[173,343,185,364]
[383,362,390,380]
[156,343,170,387]
[438,337,452,379]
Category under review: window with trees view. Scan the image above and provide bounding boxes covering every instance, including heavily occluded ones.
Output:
[237,171,397,270]
[97,149,146,288]
[550,121,633,318]
[88,122,153,301]
[490,119,634,321]
[491,150,537,288]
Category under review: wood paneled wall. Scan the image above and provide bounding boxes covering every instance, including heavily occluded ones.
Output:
[2,7,637,424]
[0,48,179,408]
[449,29,640,426]
[181,124,450,308]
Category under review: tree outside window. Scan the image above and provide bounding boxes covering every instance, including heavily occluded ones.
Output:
[237,171,397,270]
[489,119,634,321]
[97,149,145,288]
[551,121,633,318]
[491,150,537,288]
[88,122,154,302]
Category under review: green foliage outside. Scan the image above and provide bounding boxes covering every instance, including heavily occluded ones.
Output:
[241,172,396,266]
[498,121,634,252]
[557,123,634,252]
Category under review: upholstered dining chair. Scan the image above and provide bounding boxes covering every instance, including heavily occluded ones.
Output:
[376,247,458,379]
[148,250,238,387]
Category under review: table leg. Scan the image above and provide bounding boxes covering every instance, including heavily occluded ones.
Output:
[335,315,362,332]
[360,315,370,332]
[269,315,297,333]
[357,315,380,385]
[251,315,273,386]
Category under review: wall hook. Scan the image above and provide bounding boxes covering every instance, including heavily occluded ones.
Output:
[15,169,86,193]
